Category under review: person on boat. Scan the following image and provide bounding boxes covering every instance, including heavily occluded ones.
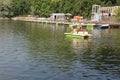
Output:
[79,26,83,31]
[84,30,89,36]
[72,27,78,35]
[78,26,83,35]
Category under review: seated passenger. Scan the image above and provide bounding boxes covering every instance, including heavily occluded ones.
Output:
[78,27,83,35]
[72,27,78,35]
[79,27,83,31]
[84,30,88,35]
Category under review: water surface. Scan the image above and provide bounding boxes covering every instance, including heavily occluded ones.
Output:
[0,20,120,80]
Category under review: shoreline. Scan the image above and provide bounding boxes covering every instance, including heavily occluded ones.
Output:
[1,16,120,28]
[11,16,70,25]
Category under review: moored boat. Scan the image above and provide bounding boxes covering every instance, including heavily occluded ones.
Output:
[98,24,109,29]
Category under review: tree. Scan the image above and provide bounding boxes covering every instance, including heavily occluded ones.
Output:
[116,0,120,5]
[115,8,120,20]
[0,0,13,18]
[12,0,31,16]
[0,0,119,18]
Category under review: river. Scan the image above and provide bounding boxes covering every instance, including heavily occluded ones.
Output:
[0,20,120,80]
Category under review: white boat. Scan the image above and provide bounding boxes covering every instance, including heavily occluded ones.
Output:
[64,31,92,39]
[98,24,109,29]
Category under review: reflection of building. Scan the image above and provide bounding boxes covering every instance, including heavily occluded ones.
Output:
[91,5,120,21]
[50,13,65,21]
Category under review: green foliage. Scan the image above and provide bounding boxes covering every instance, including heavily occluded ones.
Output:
[0,0,119,18]
[87,23,94,30]
[116,0,120,5]
[115,8,120,20]
[12,0,31,16]
[0,0,13,17]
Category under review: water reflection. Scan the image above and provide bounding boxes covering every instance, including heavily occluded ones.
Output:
[64,28,120,80]
[72,39,90,48]
[77,40,120,80]
[71,38,91,54]
[0,21,120,80]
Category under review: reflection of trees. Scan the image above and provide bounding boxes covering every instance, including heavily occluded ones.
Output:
[25,26,120,79]
[1,21,120,79]
[26,23,77,65]
[24,24,82,79]
[93,29,113,38]
[79,41,120,78]
[26,24,120,79]
[0,20,28,38]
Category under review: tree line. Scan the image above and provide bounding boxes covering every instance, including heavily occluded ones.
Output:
[0,0,120,18]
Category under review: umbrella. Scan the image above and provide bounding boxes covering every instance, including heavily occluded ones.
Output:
[65,13,72,16]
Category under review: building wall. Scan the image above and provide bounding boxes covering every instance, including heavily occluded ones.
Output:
[91,5,120,21]
[50,13,65,21]
[100,6,120,16]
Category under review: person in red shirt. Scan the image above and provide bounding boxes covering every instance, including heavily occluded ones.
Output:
[79,27,83,31]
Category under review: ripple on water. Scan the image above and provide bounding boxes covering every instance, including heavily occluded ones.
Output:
[0,21,120,80]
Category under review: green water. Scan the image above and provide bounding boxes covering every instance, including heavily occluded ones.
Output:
[0,20,120,80]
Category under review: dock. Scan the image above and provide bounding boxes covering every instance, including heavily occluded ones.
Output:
[11,17,120,28]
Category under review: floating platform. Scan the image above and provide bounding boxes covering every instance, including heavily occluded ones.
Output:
[64,32,92,39]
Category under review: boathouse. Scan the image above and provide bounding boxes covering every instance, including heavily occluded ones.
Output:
[50,13,65,21]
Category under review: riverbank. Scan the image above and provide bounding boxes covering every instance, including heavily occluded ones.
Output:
[11,16,70,25]
[11,16,97,27]
[5,16,120,28]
